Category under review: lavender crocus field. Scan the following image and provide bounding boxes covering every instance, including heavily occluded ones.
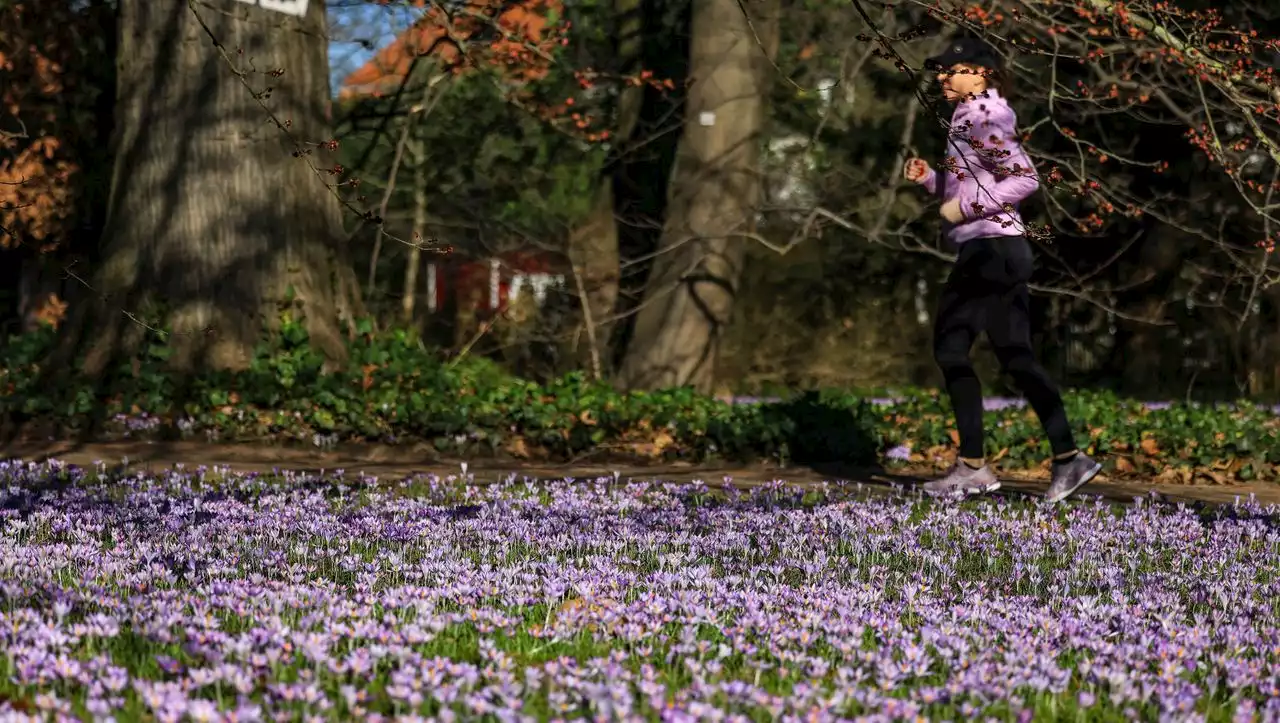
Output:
[2,459,1279,722]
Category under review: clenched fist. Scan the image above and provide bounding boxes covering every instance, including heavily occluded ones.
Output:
[904,158,931,183]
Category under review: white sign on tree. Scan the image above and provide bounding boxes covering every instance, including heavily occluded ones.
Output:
[233,0,309,17]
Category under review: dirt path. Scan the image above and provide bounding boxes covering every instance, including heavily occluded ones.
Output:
[4,439,1278,508]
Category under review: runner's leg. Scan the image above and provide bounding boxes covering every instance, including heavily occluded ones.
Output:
[933,260,988,462]
[983,238,1078,457]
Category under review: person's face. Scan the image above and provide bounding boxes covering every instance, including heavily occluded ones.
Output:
[938,63,989,102]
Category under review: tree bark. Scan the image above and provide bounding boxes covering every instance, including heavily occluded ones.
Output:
[561,0,645,375]
[65,0,359,375]
[615,0,779,392]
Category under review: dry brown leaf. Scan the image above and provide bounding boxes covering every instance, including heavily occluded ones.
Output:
[553,597,620,634]
[505,435,530,458]
[1195,469,1230,485]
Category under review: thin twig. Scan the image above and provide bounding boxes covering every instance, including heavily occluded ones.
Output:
[567,258,604,381]
[448,311,506,368]
[366,70,450,299]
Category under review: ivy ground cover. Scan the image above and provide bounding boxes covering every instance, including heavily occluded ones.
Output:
[9,325,1280,481]
[2,460,1279,722]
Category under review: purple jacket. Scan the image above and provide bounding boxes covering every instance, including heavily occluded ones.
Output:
[915,89,1039,245]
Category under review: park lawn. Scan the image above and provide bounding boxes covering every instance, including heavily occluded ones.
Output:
[0,459,1277,722]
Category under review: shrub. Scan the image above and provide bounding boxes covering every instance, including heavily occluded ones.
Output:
[2,321,1277,480]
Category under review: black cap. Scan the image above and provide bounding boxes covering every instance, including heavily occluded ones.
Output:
[925,35,1000,71]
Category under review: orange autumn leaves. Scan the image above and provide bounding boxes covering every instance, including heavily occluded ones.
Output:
[340,0,567,98]
[31,293,68,329]
[0,135,76,251]
[0,2,97,251]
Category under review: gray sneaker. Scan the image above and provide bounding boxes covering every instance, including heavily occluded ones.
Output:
[922,463,1000,497]
[1045,453,1102,503]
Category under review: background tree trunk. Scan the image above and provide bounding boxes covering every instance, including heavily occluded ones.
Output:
[562,0,647,375]
[402,140,427,323]
[66,0,358,375]
[615,0,779,392]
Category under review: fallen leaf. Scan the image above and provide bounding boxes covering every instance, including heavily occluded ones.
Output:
[1195,469,1230,485]
[553,597,620,633]
[0,692,33,713]
[505,435,530,458]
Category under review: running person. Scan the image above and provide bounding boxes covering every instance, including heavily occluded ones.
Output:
[904,35,1101,502]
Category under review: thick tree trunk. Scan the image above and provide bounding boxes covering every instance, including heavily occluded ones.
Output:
[66,0,358,375]
[615,0,778,392]
[561,0,645,375]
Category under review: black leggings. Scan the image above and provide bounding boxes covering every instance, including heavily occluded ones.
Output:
[933,235,1077,459]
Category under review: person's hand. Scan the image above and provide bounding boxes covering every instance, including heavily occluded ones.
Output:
[903,158,931,183]
[940,198,965,224]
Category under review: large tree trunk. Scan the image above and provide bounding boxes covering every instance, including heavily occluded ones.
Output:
[65,0,359,376]
[561,0,645,376]
[615,0,778,392]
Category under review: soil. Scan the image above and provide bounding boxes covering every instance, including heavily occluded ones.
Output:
[4,439,1278,508]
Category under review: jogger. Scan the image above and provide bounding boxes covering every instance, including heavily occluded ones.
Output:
[904,34,1101,502]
